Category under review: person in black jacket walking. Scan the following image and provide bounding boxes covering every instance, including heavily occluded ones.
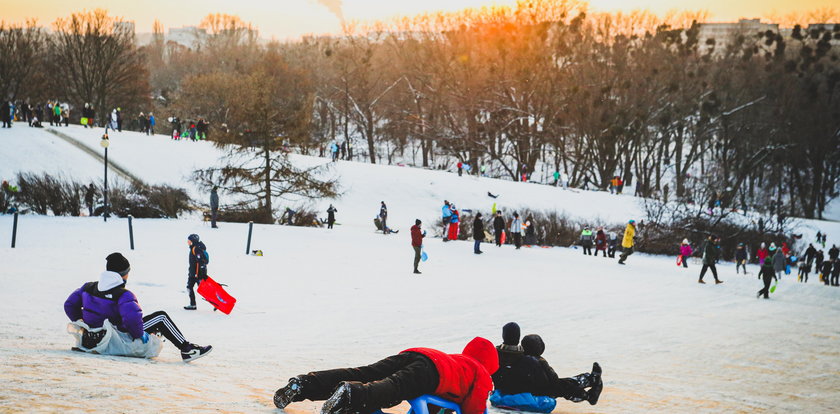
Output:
[473,213,485,254]
[327,204,337,229]
[184,234,208,310]
[209,186,219,229]
[493,211,505,247]
[735,243,748,274]
[698,235,723,284]
[756,258,777,299]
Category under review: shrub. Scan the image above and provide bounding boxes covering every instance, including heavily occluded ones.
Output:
[108,183,192,218]
[14,172,83,216]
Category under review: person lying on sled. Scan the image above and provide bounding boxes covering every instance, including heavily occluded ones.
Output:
[274,337,498,414]
[64,252,212,362]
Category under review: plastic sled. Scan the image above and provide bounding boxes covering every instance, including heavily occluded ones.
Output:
[374,394,486,414]
[197,276,237,314]
[489,391,556,413]
[770,280,778,293]
[500,231,506,244]
[676,255,683,266]
[421,250,429,262]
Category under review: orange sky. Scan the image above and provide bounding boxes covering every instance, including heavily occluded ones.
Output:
[0,0,837,39]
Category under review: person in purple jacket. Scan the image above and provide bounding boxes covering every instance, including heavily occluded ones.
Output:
[64,252,212,362]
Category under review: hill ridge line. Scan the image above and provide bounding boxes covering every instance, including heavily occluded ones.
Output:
[45,128,145,186]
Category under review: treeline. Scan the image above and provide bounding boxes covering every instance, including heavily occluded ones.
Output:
[2,2,839,220]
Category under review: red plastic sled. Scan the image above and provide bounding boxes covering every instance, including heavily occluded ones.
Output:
[676,255,683,266]
[500,231,507,244]
[197,276,236,314]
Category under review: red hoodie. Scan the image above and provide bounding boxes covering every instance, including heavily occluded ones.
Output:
[403,337,499,414]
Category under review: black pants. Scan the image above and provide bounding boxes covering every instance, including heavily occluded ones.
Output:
[413,246,421,271]
[682,257,689,268]
[736,261,746,274]
[582,245,592,255]
[328,219,335,229]
[187,275,198,306]
[699,264,719,282]
[211,209,218,228]
[596,248,607,257]
[832,271,840,286]
[512,233,522,249]
[1,120,10,128]
[143,311,188,350]
[618,246,634,263]
[299,353,439,412]
[758,275,773,298]
[552,372,597,402]
[608,246,616,258]
[495,230,503,246]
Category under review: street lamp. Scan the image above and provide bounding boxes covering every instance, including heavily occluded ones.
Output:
[100,134,110,222]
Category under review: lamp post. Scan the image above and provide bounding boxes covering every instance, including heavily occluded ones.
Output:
[100,134,110,222]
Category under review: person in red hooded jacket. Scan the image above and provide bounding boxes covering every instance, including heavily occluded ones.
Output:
[274,337,499,414]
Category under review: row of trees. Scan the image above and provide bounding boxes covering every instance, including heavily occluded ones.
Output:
[3,2,839,221]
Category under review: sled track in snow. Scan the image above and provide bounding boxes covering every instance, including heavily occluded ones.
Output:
[45,128,145,186]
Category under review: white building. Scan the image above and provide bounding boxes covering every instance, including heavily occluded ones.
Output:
[697,19,779,55]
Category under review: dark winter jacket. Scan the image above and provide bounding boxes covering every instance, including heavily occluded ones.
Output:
[580,230,594,247]
[410,224,424,247]
[833,261,840,276]
[772,250,786,272]
[820,260,833,275]
[189,241,208,278]
[210,190,219,211]
[735,246,748,262]
[402,337,498,414]
[805,245,817,262]
[701,240,719,265]
[759,260,777,281]
[0,101,10,121]
[829,246,839,261]
[327,206,337,221]
[473,217,485,240]
[379,204,388,220]
[64,271,144,340]
[492,353,546,396]
[493,216,505,233]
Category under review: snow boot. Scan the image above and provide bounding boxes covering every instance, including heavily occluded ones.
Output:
[180,343,212,362]
[698,279,706,284]
[413,269,422,274]
[184,305,197,310]
[274,376,307,408]
[321,381,356,414]
[715,280,724,284]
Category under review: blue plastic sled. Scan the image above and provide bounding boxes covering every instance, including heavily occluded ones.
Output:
[375,394,486,414]
[421,249,429,262]
[489,391,557,413]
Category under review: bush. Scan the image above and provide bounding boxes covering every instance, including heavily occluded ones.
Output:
[279,205,322,227]
[14,172,83,216]
[108,183,192,218]
[216,207,274,224]
[11,172,193,218]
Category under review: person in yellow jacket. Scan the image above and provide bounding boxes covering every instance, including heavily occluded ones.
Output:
[618,220,636,265]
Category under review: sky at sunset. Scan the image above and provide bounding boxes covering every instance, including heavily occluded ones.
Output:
[1,0,837,39]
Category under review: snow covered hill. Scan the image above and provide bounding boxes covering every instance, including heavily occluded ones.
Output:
[1,126,840,413]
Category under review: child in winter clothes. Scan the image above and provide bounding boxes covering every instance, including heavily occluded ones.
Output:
[819,260,833,284]
[595,228,607,257]
[64,252,212,361]
[274,337,499,414]
[519,334,603,406]
[735,243,748,274]
[798,261,811,283]
[510,213,522,249]
[757,255,778,299]
[771,244,786,279]
[698,235,723,284]
[679,239,693,268]
[757,243,768,265]
[184,234,208,310]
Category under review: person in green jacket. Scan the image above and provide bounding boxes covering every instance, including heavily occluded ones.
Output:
[698,235,723,284]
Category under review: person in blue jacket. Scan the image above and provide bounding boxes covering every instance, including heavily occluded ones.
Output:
[184,234,208,310]
[64,252,212,361]
[442,200,452,241]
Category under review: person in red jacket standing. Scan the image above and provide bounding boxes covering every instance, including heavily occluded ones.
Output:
[411,219,425,274]
[274,337,499,414]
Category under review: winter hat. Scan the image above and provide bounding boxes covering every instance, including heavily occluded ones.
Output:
[188,234,200,244]
[629,219,635,224]
[682,239,689,244]
[415,219,421,225]
[105,252,131,276]
[769,243,777,251]
[502,322,521,346]
[521,334,545,357]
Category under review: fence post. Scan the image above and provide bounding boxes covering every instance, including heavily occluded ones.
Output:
[11,212,18,248]
[128,215,135,250]
[245,221,253,255]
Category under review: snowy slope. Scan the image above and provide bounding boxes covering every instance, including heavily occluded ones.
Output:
[1,125,840,413]
[1,216,839,413]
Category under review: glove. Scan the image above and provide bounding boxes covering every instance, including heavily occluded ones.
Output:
[141,332,150,344]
